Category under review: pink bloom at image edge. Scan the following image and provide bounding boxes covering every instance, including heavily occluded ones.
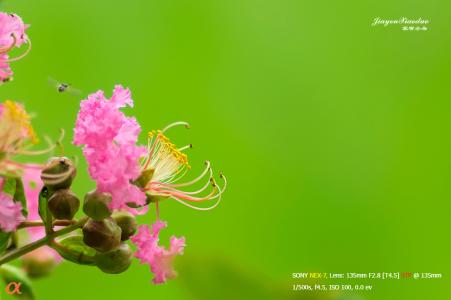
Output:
[73,85,146,212]
[22,166,61,262]
[0,177,24,232]
[0,12,28,47]
[0,12,29,82]
[131,221,185,284]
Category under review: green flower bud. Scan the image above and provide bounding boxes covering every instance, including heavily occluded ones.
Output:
[48,189,80,220]
[83,190,112,221]
[41,157,76,190]
[21,248,57,278]
[94,243,132,274]
[112,211,137,241]
[82,218,122,252]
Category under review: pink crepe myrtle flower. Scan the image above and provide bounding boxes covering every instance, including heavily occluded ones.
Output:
[0,13,31,84]
[140,122,226,211]
[73,85,147,211]
[22,166,61,262]
[74,86,227,284]
[131,220,185,284]
[0,177,24,232]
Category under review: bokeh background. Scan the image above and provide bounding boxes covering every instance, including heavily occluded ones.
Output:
[1,0,450,299]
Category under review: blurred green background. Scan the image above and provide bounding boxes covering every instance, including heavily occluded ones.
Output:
[1,0,450,299]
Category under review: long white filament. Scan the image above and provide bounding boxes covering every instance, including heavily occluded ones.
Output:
[161,121,190,133]
[170,174,227,211]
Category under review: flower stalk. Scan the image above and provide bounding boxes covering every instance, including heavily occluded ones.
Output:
[0,217,88,266]
[17,219,76,229]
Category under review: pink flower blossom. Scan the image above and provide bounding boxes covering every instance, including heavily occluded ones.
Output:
[0,54,13,82]
[0,177,24,232]
[73,85,146,212]
[82,142,146,211]
[0,12,28,48]
[131,221,185,284]
[22,166,61,262]
[0,13,30,84]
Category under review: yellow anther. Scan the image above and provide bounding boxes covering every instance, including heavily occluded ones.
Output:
[2,100,38,144]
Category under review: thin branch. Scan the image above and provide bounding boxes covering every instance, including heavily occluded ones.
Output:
[18,219,76,229]
[0,217,88,266]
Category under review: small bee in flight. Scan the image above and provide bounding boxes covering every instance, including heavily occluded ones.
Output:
[48,77,82,96]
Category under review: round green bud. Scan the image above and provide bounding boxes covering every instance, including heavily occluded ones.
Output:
[41,157,76,190]
[94,243,132,274]
[112,211,137,241]
[82,218,122,253]
[83,190,112,221]
[48,189,80,220]
[22,248,57,278]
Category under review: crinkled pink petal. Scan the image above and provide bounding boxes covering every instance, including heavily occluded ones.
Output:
[115,117,141,145]
[0,191,24,232]
[131,221,185,284]
[83,142,146,210]
[151,236,186,284]
[73,92,124,147]
[110,85,133,108]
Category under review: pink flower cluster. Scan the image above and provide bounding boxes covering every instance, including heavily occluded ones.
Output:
[73,85,147,211]
[0,12,29,82]
[74,86,189,284]
[131,221,185,284]
[0,177,24,232]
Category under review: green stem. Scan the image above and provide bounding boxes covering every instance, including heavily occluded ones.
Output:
[18,219,76,229]
[0,217,88,266]
[45,205,54,235]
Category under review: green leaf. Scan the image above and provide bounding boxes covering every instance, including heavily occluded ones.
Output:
[2,177,16,197]
[38,187,49,224]
[14,178,28,217]
[0,231,11,253]
[53,235,97,266]
[0,264,35,300]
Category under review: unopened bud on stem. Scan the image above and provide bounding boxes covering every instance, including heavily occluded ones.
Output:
[82,218,122,252]
[94,243,132,274]
[41,157,76,190]
[112,211,137,241]
[83,190,112,221]
[48,189,80,220]
[22,248,57,278]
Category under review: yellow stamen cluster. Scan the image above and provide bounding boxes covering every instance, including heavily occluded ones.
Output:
[0,100,38,153]
[148,130,190,168]
[3,100,38,143]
